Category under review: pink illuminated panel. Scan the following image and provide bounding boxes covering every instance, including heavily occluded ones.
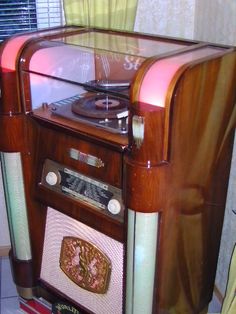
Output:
[0,35,31,71]
[138,47,224,107]
[0,28,77,71]
[29,45,96,84]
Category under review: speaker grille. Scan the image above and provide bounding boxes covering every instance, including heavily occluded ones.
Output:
[41,207,124,314]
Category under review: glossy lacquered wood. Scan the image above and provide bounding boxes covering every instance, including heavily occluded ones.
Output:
[33,123,125,239]
[34,121,124,187]
[124,103,167,212]
[9,249,34,288]
[32,105,128,149]
[153,53,236,313]
[30,119,125,242]
[124,47,235,313]
[0,115,27,151]
[0,71,20,113]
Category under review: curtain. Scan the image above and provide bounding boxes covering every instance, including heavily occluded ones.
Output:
[221,244,236,314]
[63,0,138,31]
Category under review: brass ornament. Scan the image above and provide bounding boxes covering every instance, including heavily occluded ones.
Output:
[60,237,111,294]
[132,115,145,149]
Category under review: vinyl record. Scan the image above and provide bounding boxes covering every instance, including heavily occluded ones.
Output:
[85,79,130,92]
[71,94,128,119]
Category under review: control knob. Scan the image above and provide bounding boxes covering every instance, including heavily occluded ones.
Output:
[45,171,59,186]
[107,199,121,215]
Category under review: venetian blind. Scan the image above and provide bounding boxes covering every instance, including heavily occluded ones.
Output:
[0,0,65,42]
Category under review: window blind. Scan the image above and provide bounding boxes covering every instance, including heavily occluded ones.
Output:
[0,0,64,42]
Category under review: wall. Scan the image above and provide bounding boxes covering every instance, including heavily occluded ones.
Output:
[134,0,195,39]
[194,0,236,45]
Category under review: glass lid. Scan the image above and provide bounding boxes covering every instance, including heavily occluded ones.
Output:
[28,29,192,95]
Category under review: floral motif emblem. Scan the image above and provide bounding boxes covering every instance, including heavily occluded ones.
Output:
[59,237,111,294]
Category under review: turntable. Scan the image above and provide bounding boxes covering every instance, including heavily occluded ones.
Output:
[50,85,130,134]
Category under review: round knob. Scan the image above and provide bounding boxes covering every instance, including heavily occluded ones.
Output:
[45,171,59,186]
[107,199,121,215]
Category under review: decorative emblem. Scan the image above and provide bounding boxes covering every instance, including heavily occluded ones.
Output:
[60,237,111,294]
[69,148,104,168]
[132,115,145,149]
[52,301,80,314]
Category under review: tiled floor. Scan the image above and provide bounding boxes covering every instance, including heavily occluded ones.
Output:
[0,256,222,314]
[0,256,21,313]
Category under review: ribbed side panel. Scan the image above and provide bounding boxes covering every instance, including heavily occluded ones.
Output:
[0,152,31,260]
[41,207,124,314]
[126,209,158,314]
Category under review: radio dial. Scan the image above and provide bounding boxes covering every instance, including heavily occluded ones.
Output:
[107,199,121,215]
[45,171,59,186]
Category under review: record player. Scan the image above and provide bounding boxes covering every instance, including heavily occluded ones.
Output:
[50,87,129,134]
[0,26,236,314]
